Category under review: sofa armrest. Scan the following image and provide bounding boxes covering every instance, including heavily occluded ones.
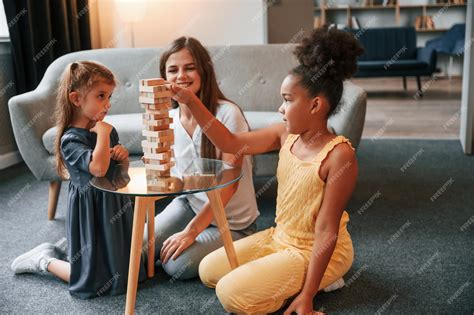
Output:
[417,47,437,73]
[8,86,59,181]
[328,81,367,149]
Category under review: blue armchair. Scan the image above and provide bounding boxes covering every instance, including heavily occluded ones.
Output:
[426,23,465,79]
[349,27,437,95]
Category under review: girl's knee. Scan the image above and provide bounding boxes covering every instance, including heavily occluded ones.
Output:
[198,253,220,288]
[215,275,242,313]
[215,274,270,314]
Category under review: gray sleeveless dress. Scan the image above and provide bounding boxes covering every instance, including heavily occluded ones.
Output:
[61,127,146,299]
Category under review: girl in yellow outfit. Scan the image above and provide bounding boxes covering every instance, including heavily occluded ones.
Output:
[170,28,364,314]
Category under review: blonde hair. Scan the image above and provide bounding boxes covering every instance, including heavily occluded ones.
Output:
[54,61,116,178]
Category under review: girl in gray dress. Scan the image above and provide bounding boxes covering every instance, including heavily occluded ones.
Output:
[11,61,146,299]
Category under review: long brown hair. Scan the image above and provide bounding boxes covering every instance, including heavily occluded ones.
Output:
[54,61,115,178]
[159,36,242,160]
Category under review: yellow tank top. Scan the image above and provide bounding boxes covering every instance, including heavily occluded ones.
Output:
[273,134,353,248]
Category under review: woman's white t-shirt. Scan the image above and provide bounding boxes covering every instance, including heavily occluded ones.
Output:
[170,102,259,230]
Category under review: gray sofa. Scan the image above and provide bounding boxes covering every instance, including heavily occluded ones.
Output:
[8,45,367,220]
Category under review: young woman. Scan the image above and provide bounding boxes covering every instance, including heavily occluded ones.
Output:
[144,37,260,280]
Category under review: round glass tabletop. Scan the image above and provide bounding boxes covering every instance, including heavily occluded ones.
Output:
[89,158,243,197]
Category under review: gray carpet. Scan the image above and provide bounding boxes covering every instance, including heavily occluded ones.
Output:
[1,139,473,314]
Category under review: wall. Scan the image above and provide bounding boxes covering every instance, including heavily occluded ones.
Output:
[90,0,267,49]
[266,0,314,44]
[460,0,473,154]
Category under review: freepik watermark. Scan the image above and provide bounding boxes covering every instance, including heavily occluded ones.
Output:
[430,178,454,202]
[400,148,424,173]
[310,59,335,83]
[281,29,306,53]
[33,38,57,62]
[384,46,407,70]
[357,191,382,215]
[375,294,398,315]
[416,251,440,275]
[345,264,369,287]
[460,215,474,232]
[238,72,263,96]
[414,74,439,100]
[255,176,277,199]
[96,272,120,297]
[387,220,411,245]
[371,118,395,141]
[7,8,27,28]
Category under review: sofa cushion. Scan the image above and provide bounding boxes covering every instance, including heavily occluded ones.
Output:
[358,60,429,72]
[42,113,144,155]
[43,111,285,155]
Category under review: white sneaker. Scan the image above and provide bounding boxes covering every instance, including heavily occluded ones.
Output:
[54,237,68,261]
[323,278,345,292]
[11,243,57,274]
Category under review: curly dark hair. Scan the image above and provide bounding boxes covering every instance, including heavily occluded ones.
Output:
[291,27,364,117]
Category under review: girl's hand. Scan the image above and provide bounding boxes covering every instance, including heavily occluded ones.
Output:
[90,121,113,135]
[160,229,196,264]
[170,83,199,106]
[110,144,129,162]
[284,292,323,315]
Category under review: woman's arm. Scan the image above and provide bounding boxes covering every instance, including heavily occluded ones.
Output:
[171,85,286,155]
[284,144,358,315]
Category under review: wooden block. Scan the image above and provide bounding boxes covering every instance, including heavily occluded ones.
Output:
[145,134,174,143]
[143,156,170,165]
[142,129,173,138]
[143,112,169,120]
[142,142,173,150]
[147,177,174,187]
[140,78,165,86]
[144,161,175,171]
[139,86,161,93]
[145,124,171,131]
[141,103,172,111]
[143,151,173,160]
[140,90,172,98]
[142,140,173,149]
[147,176,180,191]
[146,169,171,178]
[145,107,173,115]
[142,144,172,153]
[140,83,172,92]
[139,96,171,105]
[142,117,173,127]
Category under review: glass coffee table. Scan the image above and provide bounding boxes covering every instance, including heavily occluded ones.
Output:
[90,158,242,315]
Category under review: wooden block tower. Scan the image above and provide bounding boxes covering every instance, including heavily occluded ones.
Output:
[139,78,175,188]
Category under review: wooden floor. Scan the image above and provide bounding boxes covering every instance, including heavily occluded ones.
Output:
[352,76,462,140]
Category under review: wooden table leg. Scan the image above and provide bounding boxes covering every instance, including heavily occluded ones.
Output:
[206,189,239,270]
[125,196,164,314]
[146,198,155,278]
[125,197,147,315]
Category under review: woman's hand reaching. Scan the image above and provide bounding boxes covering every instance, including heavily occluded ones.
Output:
[170,83,199,106]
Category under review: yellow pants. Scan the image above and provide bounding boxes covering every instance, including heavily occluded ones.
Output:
[199,227,354,314]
